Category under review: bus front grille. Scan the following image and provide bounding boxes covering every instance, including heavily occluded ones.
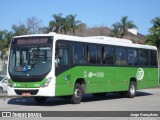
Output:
[15,90,39,95]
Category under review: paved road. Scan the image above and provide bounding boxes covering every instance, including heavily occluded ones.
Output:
[0,88,160,120]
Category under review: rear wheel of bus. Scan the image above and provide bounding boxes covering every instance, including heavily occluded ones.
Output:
[120,81,136,98]
[128,81,136,98]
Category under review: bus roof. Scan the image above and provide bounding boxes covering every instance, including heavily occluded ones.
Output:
[13,32,157,50]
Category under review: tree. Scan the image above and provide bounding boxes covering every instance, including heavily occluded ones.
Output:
[146,17,160,51]
[0,30,13,59]
[49,14,81,35]
[61,17,71,34]
[26,17,42,34]
[67,14,81,35]
[150,17,160,33]
[12,24,28,36]
[112,16,137,38]
[77,23,86,36]
[38,27,50,34]
[49,13,63,33]
[111,23,121,38]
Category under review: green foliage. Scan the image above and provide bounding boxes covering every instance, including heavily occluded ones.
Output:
[49,13,63,33]
[12,24,28,36]
[49,13,81,35]
[67,14,81,35]
[111,23,121,38]
[146,17,160,50]
[111,16,137,38]
[0,30,14,59]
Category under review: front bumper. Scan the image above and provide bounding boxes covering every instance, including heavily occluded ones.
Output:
[8,85,55,97]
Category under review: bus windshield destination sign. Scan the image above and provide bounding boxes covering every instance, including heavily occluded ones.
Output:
[17,38,48,45]
[12,37,52,45]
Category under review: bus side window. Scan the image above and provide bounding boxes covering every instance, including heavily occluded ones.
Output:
[87,44,96,64]
[59,48,69,65]
[149,50,157,67]
[73,43,84,64]
[128,48,138,66]
[102,46,114,65]
[139,49,148,66]
[115,47,127,65]
[87,44,100,64]
[55,47,69,67]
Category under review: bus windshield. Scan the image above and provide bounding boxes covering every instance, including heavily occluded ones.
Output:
[9,46,52,77]
[8,38,52,77]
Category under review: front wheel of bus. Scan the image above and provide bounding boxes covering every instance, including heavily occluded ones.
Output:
[70,83,83,104]
[128,81,136,98]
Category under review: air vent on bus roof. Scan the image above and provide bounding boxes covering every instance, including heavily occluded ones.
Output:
[85,36,132,44]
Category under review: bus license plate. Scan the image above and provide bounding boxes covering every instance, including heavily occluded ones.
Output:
[22,92,31,96]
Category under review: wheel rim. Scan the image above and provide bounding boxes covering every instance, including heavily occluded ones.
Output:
[74,88,81,99]
[130,85,135,95]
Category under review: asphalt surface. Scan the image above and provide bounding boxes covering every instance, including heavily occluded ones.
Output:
[0,88,160,120]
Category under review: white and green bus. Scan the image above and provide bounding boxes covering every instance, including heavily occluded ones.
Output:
[7,33,159,104]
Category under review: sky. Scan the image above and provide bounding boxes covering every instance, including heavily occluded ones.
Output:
[0,0,160,35]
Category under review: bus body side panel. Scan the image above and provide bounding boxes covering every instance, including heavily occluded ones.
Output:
[136,68,158,89]
[55,66,158,96]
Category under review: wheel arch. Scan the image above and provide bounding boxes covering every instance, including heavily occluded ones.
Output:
[130,77,137,89]
[75,78,87,94]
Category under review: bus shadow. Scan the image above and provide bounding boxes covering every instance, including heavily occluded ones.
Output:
[136,91,153,97]
[7,91,153,106]
[83,91,153,103]
[7,97,69,106]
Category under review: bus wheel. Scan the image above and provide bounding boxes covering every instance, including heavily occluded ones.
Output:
[127,81,136,98]
[70,83,83,104]
[34,97,47,103]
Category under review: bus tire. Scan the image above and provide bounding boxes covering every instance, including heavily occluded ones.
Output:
[127,81,136,98]
[34,97,47,103]
[70,83,83,104]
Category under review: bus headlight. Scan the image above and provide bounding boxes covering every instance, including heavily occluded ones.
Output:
[42,77,52,87]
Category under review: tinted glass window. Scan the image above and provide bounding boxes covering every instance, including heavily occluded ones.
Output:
[58,48,69,65]
[115,47,127,65]
[97,46,101,64]
[139,49,148,66]
[128,48,138,66]
[103,46,114,65]
[73,43,84,64]
[87,44,101,64]
[149,50,157,67]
